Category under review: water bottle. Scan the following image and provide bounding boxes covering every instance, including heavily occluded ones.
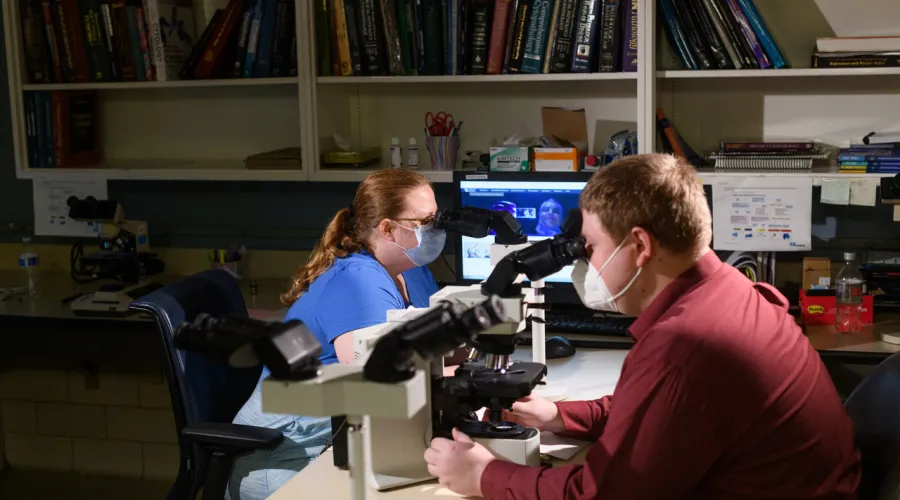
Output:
[19,236,40,296]
[835,252,864,334]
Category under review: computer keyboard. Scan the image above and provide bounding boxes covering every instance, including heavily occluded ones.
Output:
[527,310,635,337]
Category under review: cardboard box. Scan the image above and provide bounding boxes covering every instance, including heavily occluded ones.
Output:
[802,257,832,291]
[533,148,578,171]
[800,289,874,326]
[490,147,530,172]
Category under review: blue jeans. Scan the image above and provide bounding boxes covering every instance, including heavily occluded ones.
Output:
[227,370,332,499]
[226,436,327,500]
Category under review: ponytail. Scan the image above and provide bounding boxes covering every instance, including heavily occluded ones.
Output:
[281,208,363,305]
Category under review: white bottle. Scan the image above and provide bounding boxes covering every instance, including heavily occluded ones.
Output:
[407,137,419,168]
[390,137,402,168]
[19,236,39,296]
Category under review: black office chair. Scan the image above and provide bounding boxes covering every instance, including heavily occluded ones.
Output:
[844,351,900,500]
[130,270,283,500]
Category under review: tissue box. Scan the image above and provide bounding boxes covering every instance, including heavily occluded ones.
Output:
[533,148,578,171]
[490,147,531,172]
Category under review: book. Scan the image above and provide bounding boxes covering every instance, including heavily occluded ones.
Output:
[142,0,195,80]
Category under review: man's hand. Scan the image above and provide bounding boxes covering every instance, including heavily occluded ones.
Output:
[424,428,496,497]
[483,395,566,433]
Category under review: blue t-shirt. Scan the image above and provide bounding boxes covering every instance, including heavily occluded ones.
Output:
[231,252,439,450]
[286,251,439,365]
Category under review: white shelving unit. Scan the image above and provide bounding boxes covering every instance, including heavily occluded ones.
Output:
[4,0,900,184]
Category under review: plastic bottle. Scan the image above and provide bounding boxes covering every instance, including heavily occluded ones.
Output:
[19,236,39,296]
[390,137,402,168]
[407,137,419,168]
[835,252,865,334]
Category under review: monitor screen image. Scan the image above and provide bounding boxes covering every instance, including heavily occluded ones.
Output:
[458,179,588,284]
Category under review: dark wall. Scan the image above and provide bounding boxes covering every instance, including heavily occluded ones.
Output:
[0,13,453,250]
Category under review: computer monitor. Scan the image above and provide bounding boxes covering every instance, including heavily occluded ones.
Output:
[453,171,594,304]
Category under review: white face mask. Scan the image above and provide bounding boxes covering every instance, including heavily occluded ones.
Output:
[571,237,642,312]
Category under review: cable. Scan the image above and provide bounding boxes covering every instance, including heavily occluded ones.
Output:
[440,254,456,279]
[69,242,99,284]
[726,251,760,283]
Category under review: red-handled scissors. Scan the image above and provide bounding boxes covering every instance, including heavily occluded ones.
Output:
[425,111,455,136]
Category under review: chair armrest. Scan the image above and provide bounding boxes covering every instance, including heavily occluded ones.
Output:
[182,422,283,453]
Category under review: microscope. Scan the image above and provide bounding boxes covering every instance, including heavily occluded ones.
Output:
[342,207,586,491]
[428,208,586,473]
[173,295,509,500]
[67,196,165,316]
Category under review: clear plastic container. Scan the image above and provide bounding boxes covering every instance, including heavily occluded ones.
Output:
[835,252,864,334]
[18,236,39,296]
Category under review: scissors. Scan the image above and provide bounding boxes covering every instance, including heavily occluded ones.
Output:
[425,111,455,136]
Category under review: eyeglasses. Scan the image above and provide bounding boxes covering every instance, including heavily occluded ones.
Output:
[394,215,435,227]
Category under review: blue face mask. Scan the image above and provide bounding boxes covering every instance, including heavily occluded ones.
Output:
[392,222,447,267]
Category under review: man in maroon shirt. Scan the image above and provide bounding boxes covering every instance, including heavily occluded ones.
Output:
[424,154,861,499]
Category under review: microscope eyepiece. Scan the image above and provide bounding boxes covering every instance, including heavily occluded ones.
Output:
[433,207,527,245]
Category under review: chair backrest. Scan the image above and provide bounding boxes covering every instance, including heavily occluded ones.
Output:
[130,269,262,443]
[844,351,900,500]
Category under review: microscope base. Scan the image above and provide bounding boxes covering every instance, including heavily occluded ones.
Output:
[71,281,162,317]
[474,428,541,467]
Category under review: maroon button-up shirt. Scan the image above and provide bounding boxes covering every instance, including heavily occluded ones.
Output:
[481,251,860,500]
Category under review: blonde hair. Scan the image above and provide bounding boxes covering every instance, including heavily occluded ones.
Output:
[580,153,711,255]
[281,169,432,305]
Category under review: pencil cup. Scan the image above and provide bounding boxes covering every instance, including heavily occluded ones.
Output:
[425,136,460,171]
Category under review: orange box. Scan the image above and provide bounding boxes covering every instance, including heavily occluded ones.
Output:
[533,148,578,171]
[800,289,874,326]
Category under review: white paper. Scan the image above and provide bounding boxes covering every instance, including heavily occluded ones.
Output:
[33,176,107,237]
[539,431,590,460]
[712,177,812,251]
[820,179,850,205]
[849,179,877,207]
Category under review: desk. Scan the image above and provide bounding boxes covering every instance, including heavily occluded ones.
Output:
[540,316,900,364]
[0,270,286,370]
[805,321,900,362]
[269,348,628,500]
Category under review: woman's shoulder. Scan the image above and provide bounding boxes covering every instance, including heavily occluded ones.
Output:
[329,252,389,280]
[298,252,394,301]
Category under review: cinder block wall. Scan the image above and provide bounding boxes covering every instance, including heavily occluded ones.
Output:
[0,368,178,480]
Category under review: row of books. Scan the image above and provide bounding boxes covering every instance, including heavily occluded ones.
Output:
[838,143,900,174]
[659,0,786,70]
[20,0,297,84]
[24,91,101,168]
[21,0,193,83]
[183,0,298,80]
[812,36,900,69]
[317,0,639,78]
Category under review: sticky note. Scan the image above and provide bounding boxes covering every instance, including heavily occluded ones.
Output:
[894,204,900,222]
[849,179,877,206]
[820,179,850,205]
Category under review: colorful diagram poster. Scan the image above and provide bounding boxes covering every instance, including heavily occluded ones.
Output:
[712,177,812,251]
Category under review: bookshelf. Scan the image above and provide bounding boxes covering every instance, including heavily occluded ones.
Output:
[2,0,310,182]
[4,0,900,184]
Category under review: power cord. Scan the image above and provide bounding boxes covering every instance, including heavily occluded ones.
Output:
[70,242,100,284]
[440,254,456,279]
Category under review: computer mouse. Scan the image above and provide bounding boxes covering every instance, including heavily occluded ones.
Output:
[545,336,576,359]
